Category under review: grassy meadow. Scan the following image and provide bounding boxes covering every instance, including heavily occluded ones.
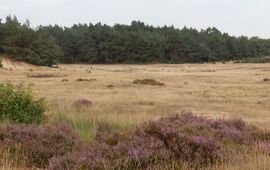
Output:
[0,58,270,169]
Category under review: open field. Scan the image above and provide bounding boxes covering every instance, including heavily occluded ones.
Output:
[1,61,270,127]
[1,59,270,169]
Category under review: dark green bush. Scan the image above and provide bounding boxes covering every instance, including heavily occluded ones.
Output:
[0,82,46,124]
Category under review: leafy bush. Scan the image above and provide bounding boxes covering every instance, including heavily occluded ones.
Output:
[0,82,46,124]
[0,123,82,168]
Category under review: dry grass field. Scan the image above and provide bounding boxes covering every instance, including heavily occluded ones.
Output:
[1,58,270,126]
[1,58,270,169]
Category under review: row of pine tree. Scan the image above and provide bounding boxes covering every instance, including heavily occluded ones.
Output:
[1,15,270,66]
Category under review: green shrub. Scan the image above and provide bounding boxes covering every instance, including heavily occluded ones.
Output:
[0,82,46,124]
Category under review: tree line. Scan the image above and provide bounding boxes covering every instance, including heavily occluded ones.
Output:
[1,15,270,66]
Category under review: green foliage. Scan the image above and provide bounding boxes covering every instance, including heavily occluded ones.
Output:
[0,15,63,66]
[1,15,270,65]
[0,82,46,124]
[235,56,270,63]
[39,22,270,64]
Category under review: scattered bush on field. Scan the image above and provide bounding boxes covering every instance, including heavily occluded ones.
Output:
[0,123,82,168]
[263,78,270,82]
[133,100,155,106]
[133,79,165,86]
[0,82,46,124]
[27,73,67,78]
[62,79,69,82]
[0,58,2,68]
[107,84,114,88]
[76,78,96,82]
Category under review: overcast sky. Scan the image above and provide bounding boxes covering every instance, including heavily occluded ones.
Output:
[0,0,270,38]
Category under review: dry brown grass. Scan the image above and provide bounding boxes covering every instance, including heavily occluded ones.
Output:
[1,61,270,169]
[1,63,269,127]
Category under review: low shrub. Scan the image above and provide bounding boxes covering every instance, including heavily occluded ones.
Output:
[48,113,270,170]
[2,112,269,169]
[133,100,154,106]
[263,78,270,82]
[74,99,92,108]
[107,84,114,88]
[0,82,46,124]
[133,79,165,86]
[27,73,67,78]
[76,78,96,82]
[0,123,82,168]
[62,79,69,82]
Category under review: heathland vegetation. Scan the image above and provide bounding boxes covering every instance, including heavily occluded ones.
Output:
[1,15,270,66]
[0,82,270,169]
[0,62,270,169]
[1,15,270,169]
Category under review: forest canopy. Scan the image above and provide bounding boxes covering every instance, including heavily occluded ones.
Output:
[1,15,270,66]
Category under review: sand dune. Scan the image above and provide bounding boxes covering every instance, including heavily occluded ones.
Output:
[0,55,36,70]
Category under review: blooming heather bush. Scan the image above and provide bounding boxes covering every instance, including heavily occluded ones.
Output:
[49,113,226,169]
[74,99,92,108]
[15,112,270,169]
[258,142,270,155]
[140,119,222,166]
[0,123,82,168]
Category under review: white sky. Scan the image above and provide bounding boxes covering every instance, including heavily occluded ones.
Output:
[0,0,270,38]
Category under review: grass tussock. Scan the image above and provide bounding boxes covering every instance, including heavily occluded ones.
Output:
[133,79,165,86]
[27,73,67,78]
[107,84,114,88]
[76,78,96,82]
[133,100,155,106]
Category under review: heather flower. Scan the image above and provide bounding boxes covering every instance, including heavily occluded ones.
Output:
[74,99,92,108]
[0,124,82,168]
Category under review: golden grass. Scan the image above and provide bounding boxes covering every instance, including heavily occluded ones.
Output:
[1,63,269,127]
[1,62,270,169]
